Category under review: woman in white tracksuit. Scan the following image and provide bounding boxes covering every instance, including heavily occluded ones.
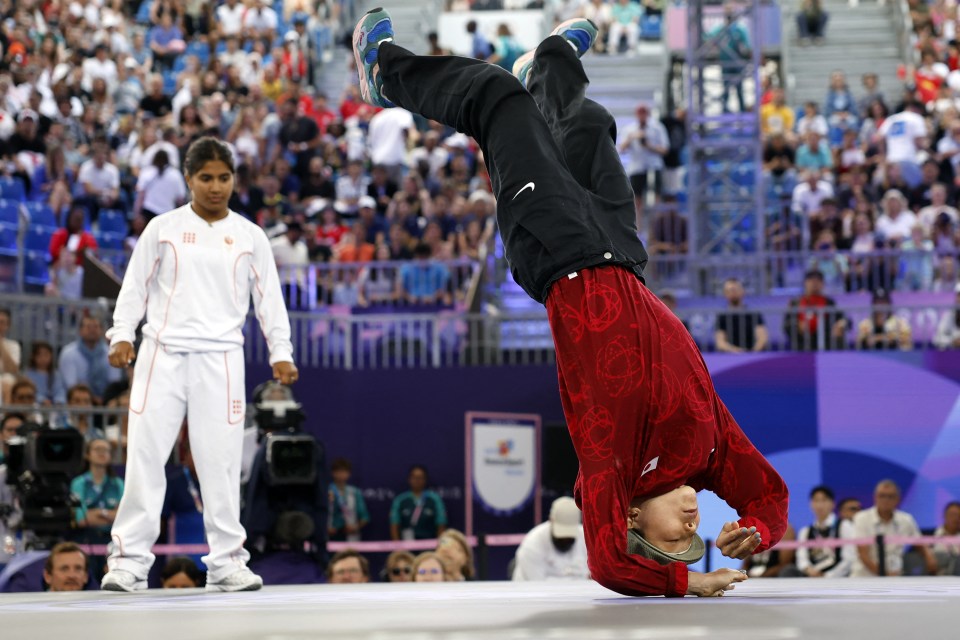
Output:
[101,137,299,592]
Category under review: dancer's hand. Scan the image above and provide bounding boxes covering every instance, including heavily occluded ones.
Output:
[685,569,747,597]
[273,361,299,385]
[715,521,762,560]
[108,342,136,368]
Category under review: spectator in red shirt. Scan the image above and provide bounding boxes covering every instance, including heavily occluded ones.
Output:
[783,270,849,351]
[312,92,338,135]
[50,206,98,266]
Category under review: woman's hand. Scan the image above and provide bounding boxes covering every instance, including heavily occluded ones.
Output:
[685,569,747,597]
[108,342,136,368]
[273,361,299,385]
[715,521,762,560]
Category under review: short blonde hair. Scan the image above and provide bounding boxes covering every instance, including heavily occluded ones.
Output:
[437,529,475,580]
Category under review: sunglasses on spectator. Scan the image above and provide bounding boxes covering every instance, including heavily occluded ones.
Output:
[390,566,412,576]
[417,567,442,576]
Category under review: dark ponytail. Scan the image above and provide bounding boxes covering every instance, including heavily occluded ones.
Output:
[153,149,170,175]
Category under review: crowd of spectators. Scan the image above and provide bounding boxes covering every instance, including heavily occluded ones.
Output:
[744,481,960,579]
[0,0,497,311]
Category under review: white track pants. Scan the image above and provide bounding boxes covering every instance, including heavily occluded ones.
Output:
[108,340,250,583]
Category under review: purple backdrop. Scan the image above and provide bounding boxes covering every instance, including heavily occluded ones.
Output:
[246,350,960,553]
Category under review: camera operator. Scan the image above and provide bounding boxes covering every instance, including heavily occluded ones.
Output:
[1,414,25,569]
[241,382,328,578]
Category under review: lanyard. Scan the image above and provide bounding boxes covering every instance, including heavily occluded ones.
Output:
[409,494,427,528]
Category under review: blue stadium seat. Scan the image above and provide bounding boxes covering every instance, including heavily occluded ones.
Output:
[23,251,50,286]
[95,232,125,250]
[185,41,210,65]
[640,15,662,40]
[172,54,188,73]
[22,201,57,229]
[99,209,129,235]
[162,71,178,95]
[0,199,19,225]
[0,222,18,257]
[24,226,53,253]
[136,0,154,25]
[0,176,25,201]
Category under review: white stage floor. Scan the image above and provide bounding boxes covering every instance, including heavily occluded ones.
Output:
[3,578,960,640]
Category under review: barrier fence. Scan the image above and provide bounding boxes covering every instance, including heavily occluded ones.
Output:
[68,534,960,581]
[7,293,960,371]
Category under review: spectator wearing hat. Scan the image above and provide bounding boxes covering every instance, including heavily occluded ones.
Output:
[513,496,589,581]
[5,109,46,159]
[357,196,388,244]
[280,31,307,85]
[784,270,848,351]
[933,283,960,349]
[619,102,669,233]
[856,290,912,350]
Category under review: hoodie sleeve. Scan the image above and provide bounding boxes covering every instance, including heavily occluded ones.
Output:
[705,400,790,552]
[575,464,689,597]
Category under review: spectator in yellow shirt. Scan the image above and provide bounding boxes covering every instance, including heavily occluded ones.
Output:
[760,88,796,141]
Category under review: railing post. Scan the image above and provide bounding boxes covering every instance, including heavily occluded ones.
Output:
[876,534,886,577]
[477,532,488,581]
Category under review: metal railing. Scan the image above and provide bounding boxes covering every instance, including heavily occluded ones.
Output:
[647,244,960,298]
[241,298,960,369]
[5,293,960,372]
[891,0,919,70]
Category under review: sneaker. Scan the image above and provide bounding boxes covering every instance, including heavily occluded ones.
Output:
[101,569,147,592]
[352,7,395,108]
[205,567,263,593]
[511,50,535,88]
[550,18,599,58]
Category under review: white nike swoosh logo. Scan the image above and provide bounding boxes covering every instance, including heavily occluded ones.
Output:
[512,182,535,200]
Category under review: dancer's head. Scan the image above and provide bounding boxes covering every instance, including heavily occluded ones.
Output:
[626,486,705,565]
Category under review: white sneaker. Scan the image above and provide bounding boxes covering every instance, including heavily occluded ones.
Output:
[205,567,263,592]
[101,569,147,592]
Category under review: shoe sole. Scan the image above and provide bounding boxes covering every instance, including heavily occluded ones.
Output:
[205,581,263,593]
[353,7,387,105]
[551,19,598,57]
[101,581,146,592]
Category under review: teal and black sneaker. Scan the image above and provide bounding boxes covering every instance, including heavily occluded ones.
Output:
[550,18,599,58]
[352,7,395,108]
[512,18,599,88]
[511,50,535,88]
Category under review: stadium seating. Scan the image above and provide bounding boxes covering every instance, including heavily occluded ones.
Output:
[98,210,129,235]
[22,202,58,230]
[0,176,25,201]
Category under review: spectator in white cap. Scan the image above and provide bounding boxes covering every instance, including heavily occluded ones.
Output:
[512,496,589,581]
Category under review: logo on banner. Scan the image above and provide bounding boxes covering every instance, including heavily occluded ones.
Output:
[473,423,536,516]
